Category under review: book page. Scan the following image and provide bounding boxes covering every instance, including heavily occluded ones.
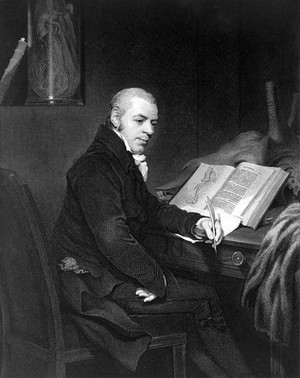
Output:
[241,168,289,227]
[211,162,274,218]
[170,163,235,212]
[170,163,242,237]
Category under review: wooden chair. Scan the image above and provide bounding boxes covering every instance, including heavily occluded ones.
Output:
[0,168,187,378]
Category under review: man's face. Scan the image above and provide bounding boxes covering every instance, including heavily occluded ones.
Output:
[118,97,158,155]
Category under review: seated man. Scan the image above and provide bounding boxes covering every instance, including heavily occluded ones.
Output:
[52,88,253,377]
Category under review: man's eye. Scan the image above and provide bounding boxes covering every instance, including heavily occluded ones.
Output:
[151,122,158,127]
[136,119,144,125]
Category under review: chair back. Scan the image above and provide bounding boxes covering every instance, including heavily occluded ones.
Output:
[0,168,64,367]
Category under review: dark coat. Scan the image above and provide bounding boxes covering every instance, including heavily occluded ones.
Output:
[52,122,201,370]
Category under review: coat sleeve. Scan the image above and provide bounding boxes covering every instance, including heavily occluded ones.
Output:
[143,187,202,236]
[70,160,166,298]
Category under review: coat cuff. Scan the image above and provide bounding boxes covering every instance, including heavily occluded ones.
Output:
[183,212,202,237]
[146,267,166,298]
[190,218,207,240]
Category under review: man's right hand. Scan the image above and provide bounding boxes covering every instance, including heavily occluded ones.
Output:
[194,214,223,245]
[135,288,157,302]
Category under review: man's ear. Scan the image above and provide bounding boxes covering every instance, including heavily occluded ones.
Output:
[111,108,120,129]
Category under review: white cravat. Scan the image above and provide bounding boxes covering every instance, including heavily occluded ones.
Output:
[113,128,148,181]
[132,154,148,182]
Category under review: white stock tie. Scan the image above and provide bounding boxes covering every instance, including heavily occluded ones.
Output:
[132,154,148,182]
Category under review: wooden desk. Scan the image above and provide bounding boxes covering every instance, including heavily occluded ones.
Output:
[142,224,288,378]
[143,225,270,279]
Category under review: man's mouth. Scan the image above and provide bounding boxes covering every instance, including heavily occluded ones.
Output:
[138,138,148,145]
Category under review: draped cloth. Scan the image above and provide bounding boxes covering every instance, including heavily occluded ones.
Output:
[241,203,300,347]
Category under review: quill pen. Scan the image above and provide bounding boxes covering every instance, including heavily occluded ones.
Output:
[206,196,217,253]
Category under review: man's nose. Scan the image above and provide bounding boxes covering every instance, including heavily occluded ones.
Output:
[144,121,154,135]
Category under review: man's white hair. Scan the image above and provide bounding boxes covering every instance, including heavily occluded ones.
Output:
[110,88,157,119]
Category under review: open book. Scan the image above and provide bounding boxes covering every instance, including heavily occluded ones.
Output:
[170,162,289,233]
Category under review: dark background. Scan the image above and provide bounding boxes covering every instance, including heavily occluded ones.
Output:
[0,0,299,235]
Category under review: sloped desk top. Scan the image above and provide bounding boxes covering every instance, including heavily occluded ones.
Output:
[222,224,269,249]
[142,225,270,279]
